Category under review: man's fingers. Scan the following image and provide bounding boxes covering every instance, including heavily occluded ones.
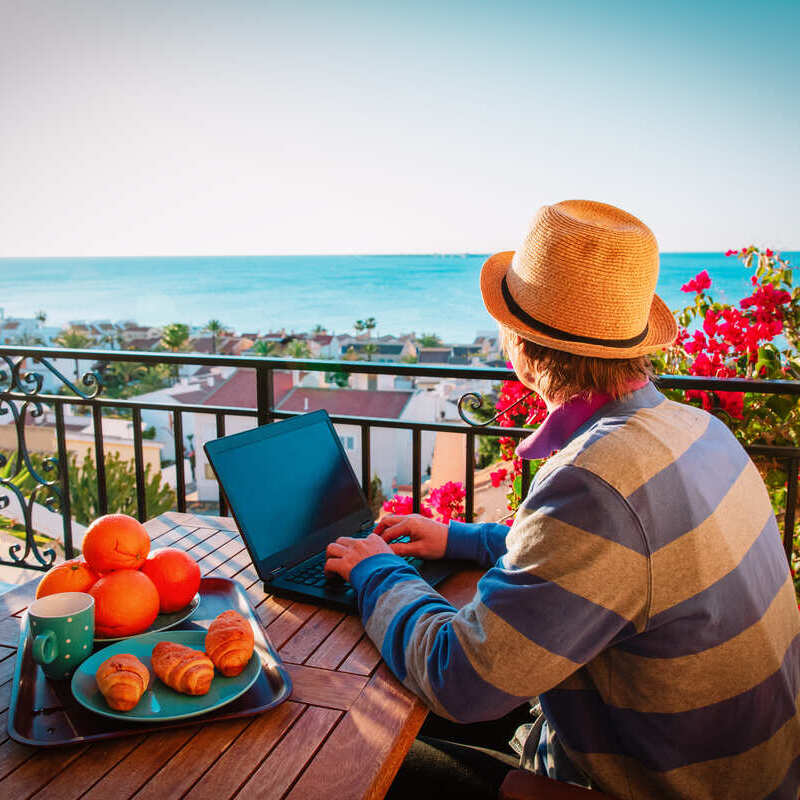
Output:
[389,541,418,557]
[373,515,399,535]
[377,519,411,542]
[326,541,347,557]
[324,558,346,578]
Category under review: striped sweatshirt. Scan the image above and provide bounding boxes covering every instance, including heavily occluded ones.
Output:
[349,382,800,799]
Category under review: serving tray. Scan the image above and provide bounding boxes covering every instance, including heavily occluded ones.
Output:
[7,577,293,747]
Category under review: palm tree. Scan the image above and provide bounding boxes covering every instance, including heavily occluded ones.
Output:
[354,319,365,336]
[104,361,147,396]
[364,317,377,337]
[160,323,190,380]
[417,332,442,347]
[363,342,377,362]
[160,323,189,353]
[55,327,92,382]
[35,310,47,324]
[311,324,327,335]
[250,339,282,357]
[285,340,311,359]
[204,319,225,354]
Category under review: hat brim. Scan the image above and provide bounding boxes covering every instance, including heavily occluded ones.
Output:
[480,251,678,359]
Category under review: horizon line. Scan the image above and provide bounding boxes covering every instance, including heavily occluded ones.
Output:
[2,249,798,260]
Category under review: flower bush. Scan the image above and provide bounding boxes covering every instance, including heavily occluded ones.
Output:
[384,246,800,595]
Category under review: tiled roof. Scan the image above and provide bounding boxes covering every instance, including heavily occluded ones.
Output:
[1,321,20,330]
[199,369,294,408]
[312,335,333,345]
[418,348,451,364]
[277,387,412,419]
[126,336,161,350]
[342,343,404,355]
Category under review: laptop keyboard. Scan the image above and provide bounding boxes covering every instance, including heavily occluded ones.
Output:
[283,536,420,587]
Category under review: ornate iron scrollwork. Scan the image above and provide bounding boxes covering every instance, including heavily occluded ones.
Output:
[457,389,536,427]
[0,354,103,570]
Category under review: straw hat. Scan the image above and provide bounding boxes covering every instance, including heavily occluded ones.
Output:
[481,200,677,358]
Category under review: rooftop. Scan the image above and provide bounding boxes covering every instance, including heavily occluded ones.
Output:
[277,386,413,418]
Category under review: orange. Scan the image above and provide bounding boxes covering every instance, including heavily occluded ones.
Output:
[141,548,201,613]
[35,558,100,599]
[89,569,160,637]
[82,514,150,572]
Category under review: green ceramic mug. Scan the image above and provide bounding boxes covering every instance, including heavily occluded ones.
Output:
[28,592,95,679]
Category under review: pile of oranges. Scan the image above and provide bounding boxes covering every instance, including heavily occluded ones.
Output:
[36,514,201,638]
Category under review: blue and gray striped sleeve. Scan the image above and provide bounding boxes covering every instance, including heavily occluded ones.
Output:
[445,519,510,567]
[349,466,650,723]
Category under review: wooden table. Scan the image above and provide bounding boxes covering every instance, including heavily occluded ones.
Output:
[0,512,482,800]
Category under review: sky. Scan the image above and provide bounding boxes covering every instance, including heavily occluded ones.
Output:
[0,0,798,257]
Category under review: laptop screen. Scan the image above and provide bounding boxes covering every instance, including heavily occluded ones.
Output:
[205,412,370,571]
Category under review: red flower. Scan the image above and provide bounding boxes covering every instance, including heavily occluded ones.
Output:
[427,481,466,523]
[681,270,712,294]
[382,495,433,518]
[725,249,739,257]
[490,468,508,488]
[766,248,774,258]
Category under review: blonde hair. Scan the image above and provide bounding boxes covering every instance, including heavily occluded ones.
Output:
[498,325,652,405]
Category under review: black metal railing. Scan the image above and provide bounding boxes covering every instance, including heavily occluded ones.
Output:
[1,345,798,571]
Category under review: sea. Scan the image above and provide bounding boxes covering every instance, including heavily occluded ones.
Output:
[1,252,796,343]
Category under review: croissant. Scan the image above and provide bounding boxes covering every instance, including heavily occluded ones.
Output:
[205,610,255,677]
[151,641,214,695]
[95,654,150,711]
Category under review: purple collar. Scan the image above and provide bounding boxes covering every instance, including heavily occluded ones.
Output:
[515,380,649,460]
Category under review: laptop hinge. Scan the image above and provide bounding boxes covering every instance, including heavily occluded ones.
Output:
[269,566,284,577]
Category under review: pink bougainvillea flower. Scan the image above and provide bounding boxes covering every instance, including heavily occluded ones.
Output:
[490,468,508,488]
[725,249,739,257]
[680,270,712,294]
[766,248,774,258]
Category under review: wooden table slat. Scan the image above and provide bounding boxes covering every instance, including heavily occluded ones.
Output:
[285,664,368,711]
[0,730,32,780]
[0,580,37,618]
[0,616,22,649]
[0,678,12,715]
[286,664,427,800]
[339,635,382,676]
[29,736,145,800]
[305,614,365,670]
[131,718,250,800]
[80,727,200,800]
[195,542,247,574]
[204,551,254,581]
[185,701,305,800]
[233,706,342,800]
[264,602,320,650]
[278,607,344,664]
[0,651,17,686]
[0,742,87,796]
[254,594,292,628]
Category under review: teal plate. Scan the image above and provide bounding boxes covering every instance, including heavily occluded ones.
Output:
[94,594,200,643]
[71,630,261,722]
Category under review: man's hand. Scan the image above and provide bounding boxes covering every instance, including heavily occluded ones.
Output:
[325,533,394,581]
[374,514,448,560]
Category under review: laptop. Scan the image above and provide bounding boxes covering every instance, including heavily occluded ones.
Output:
[203,409,461,611]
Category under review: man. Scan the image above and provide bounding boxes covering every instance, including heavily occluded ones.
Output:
[325,200,800,798]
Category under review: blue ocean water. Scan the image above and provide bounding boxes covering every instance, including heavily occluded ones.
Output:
[1,253,796,343]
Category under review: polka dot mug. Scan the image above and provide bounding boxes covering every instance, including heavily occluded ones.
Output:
[28,592,95,679]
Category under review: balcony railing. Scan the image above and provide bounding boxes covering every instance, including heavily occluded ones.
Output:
[1,345,799,572]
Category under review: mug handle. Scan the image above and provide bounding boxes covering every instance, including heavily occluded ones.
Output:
[32,630,57,665]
